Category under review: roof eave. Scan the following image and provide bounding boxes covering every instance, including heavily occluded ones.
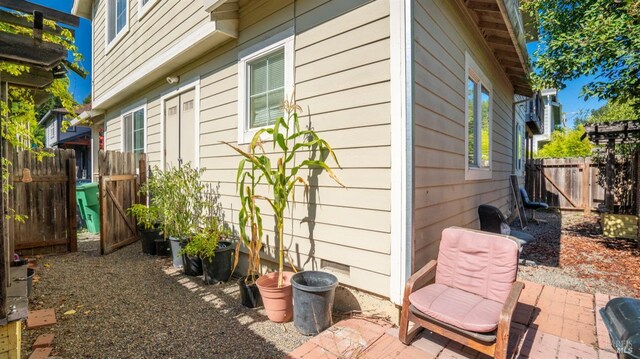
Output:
[71,0,92,20]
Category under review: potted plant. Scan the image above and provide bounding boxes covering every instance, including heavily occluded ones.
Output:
[161,163,206,273]
[233,161,264,308]
[225,93,344,323]
[181,184,234,284]
[126,203,161,255]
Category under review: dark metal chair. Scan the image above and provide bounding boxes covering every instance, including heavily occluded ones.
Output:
[519,188,549,223]
[478,204,534,257]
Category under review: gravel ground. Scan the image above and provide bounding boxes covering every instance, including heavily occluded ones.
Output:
[22,239,309,358]
[513,210,640,297]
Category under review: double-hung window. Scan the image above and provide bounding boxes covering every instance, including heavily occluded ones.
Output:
[122,108,145,154]
[238,30,294,144]
[106,0,128,50]
[465,52,493,180]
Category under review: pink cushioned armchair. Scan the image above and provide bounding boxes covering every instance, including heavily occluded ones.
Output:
[399,227,524,359]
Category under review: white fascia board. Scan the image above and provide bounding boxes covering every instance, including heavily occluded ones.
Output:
[93,20,237,111]
[389,0,413,305]
[72,0,93,20]
[70,109,106,126]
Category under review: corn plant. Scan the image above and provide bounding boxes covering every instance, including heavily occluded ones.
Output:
[232,158,264,285]
[225,93,344,287]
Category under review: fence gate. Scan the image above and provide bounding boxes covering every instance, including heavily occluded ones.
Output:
[98,151,145,255]
[8,149,77,255]
[526,157,605,213]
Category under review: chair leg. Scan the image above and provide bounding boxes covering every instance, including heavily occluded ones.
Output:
[399,306,421,345]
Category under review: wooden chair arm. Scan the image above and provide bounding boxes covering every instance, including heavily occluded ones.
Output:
[403,260,437,300]
[499,281,524,325]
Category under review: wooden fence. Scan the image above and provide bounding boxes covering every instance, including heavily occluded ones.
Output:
[8,149,77,255]
[99,151,145,255]
[526,157,605,214]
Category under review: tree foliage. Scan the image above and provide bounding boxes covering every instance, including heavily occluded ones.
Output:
[588,100,638,123]
[536,125,592,158]
[523,0,640,113]
[0,12,85,220]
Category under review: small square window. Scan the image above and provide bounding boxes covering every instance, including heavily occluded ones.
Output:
[465,52,492,180]
[238,30,294,144]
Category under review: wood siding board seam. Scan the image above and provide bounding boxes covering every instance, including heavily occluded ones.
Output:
[296,58,389,86]
[296,36,390,68]
[296,80,391,102]
[414,82,465,117]
[414,41,464,86]
[414,62,464,102]
[295,15,389,52]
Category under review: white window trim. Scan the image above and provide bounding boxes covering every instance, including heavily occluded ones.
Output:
[120,99,147,154]
[237,28,294,145]
[138,0,159,20]
[464,52,493,181]
[105,0,130,55]
[159,77,201,170]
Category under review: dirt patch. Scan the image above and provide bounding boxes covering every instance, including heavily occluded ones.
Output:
[515,210,640,298]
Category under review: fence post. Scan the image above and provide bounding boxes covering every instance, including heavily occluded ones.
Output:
[582,158,591,215]
[67,154,78,252]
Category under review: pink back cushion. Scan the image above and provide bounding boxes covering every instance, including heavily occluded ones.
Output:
[435,227,519,303]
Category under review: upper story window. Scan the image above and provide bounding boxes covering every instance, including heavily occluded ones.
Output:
[46,121,57,146]
[138,0,159,19]
[106,0,129,52]
[238,30,294,144]
[465,52,493,180]
[122,108,145,154]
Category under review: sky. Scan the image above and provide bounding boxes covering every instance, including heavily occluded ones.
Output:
[526,42,606,128]
[30,0,92,104]
[27,2,607,127]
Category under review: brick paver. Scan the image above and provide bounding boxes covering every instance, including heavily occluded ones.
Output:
[288,284,618,359]
[28,347,52,359]
[32,334,54,349]
[26,309,56,329]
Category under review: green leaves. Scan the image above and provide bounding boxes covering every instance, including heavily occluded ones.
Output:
[226,94,345,285]
[525,0,640,113]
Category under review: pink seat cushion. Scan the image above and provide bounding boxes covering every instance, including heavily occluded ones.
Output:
[409,283,503,332]
[435,227,519,303]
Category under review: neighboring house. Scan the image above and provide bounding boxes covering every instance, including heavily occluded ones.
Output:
[72,0,542,306]
[39,107,93,180]
[532,88,563,152]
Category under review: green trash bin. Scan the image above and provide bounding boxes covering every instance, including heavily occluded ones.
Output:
[76,183,100,233]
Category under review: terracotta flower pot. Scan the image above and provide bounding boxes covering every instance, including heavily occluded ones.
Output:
[256,271,294,323]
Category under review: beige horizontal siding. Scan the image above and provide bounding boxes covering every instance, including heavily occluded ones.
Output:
[93,0,210,100]
[102,0,392,297]
[412,0,516,271]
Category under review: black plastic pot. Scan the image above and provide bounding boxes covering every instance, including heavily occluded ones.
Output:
[291,271,339,335]
[154,239,171,257]
[139,226,162,255]
[238,275,262,308]
[201,241,234,284]
[182,254,203,276]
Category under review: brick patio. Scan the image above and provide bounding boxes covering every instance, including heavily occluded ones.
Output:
[286,281,621,358]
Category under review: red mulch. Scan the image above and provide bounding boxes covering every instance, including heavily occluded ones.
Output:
[526,212,640,297]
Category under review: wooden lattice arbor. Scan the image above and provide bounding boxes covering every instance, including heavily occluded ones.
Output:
[582,120,640,214]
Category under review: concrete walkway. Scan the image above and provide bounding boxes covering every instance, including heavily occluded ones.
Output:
[287,281,621,358]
